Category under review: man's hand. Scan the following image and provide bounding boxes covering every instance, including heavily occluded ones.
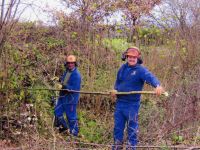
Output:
[51,76,59,81]
[110,89,117,97]
[155,86,165,96]
[55,83,63,90]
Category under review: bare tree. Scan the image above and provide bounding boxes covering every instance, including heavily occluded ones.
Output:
[0,0,21,53]
[149,0,200,31]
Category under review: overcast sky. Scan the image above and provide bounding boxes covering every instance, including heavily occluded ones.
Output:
[19,0,67,24]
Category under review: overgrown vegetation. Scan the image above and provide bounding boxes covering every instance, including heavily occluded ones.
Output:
[0,0,200,149]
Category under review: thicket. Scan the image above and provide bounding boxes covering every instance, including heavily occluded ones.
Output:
[0,0,200,149]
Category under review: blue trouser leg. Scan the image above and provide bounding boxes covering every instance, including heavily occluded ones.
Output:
[54,98,68,129]
[126,104,139,150]
[113,103,126,150]
[65,104,79,136]
[113,101,140,150]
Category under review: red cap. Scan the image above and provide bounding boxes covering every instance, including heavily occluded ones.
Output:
[126,47,140,57]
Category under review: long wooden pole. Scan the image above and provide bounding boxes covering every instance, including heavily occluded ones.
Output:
[11,88,169,97]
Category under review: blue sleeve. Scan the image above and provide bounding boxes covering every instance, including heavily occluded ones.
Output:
[140,67,160,88]
[64,73,81,90]
[114,70,120,90]
[114,65,124,90]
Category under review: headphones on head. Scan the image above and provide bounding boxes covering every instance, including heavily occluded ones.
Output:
[121,48,143,64]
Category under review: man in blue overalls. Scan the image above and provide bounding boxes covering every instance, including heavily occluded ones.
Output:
[111,47,164,149]
[54,55,81,136]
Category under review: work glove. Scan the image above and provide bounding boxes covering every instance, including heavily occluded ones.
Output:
[110,89,117,97]
[59,88,69,96]
[63,89,70,94]
[155,86,164,96]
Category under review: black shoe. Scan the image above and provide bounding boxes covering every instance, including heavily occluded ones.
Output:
[59,127,68,133]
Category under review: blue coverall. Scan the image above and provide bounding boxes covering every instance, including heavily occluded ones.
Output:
[54,67,81,136]
[113,63,160,150]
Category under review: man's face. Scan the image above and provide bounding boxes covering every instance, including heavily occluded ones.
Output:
[127,55,138,66]
[67,62,75,70]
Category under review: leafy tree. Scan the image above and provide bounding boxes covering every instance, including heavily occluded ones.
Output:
[61,0,116,27]
[117,0,161,42]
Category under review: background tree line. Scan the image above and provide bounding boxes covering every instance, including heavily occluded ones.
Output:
[0,0,199,149]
